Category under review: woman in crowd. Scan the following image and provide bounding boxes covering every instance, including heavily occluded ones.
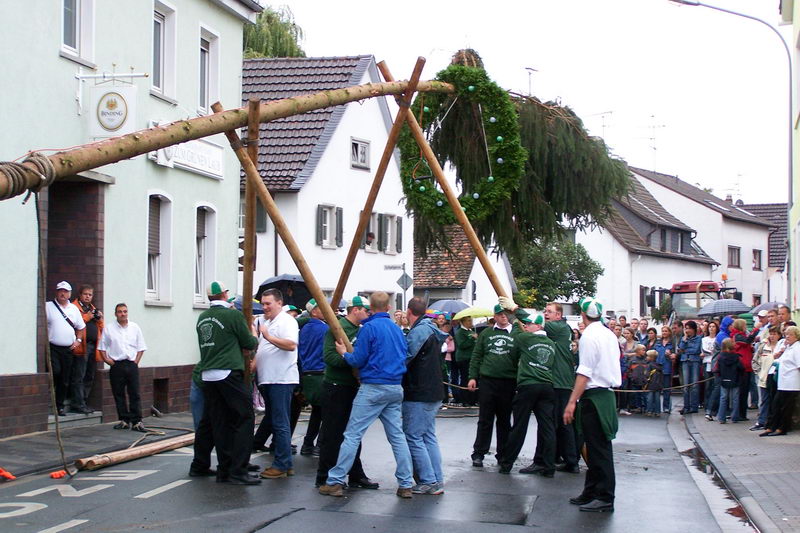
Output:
[621,327,638,357]
[760,325,800,437]
[654,325,675,413]
[701,321,719,419]
[751,326,783,431]
[729,318,755,421]
[644,327,658,351]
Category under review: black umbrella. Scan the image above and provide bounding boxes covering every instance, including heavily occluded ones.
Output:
[231,295,263,315]
[255,273,311,309]
[751,301,786,314]
[698,298,751,318]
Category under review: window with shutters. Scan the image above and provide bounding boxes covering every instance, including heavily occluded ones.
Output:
[146,193,172,304]
[378,214,402,255]
[316,204,342,249]
[363,212,379,253]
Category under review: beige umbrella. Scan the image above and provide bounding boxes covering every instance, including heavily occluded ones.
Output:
[453,307,495,321]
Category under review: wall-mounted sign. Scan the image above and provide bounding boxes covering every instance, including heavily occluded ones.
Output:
[148,121,224,179]
[89,85,137,138]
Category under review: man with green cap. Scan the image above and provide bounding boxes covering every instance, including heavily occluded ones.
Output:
[298,299,327,456]
[564,297,621,513]
[497,313,557,476]
[467,304,522,467]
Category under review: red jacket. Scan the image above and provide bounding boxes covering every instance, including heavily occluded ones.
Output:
[730,327,753,373]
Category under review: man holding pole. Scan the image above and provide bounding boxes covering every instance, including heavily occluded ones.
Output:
[564,297,621,513]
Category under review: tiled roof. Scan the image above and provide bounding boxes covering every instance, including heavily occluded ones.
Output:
[739,203,787,269]
[630,167,773,227]
[414,227,476,289]
[620,175,692,231]
[241,56,373,191]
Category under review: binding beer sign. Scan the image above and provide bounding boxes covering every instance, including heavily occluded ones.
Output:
[89,85,137,138]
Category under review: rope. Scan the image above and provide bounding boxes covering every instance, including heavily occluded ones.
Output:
[0,153,56,201]
[443,376,715,393]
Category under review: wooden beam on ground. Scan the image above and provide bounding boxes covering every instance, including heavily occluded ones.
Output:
[377,62,508,298]
[331,57,426,309]
[211,103,353,352]
[0,80,454,202]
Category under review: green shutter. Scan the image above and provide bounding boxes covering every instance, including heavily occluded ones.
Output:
[395,216,402,253]
[316,204,323,245]
[255,201,267,233]
[377,214,386,252]
[335,207,343,247]
[359,211,366,249]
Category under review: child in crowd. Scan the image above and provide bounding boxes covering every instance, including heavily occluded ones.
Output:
[715,338,744,424]
[643,350,664,417]
[627,344,648,413]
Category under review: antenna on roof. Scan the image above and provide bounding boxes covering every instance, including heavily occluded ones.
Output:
[588,110,613,140]
[648,115,666,172]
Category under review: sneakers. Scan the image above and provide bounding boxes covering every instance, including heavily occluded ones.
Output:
[412,482,444,495]
[319,483,345,497]
[749,424,765,431]
[260,467,288,479]
[396,487,413,499]
[618,409,632,416]
[131,422,148,433]
[113,421,131,430]
[704,414,713,421]
[471,454,484,467]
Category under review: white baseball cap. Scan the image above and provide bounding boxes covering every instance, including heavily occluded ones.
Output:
[56,281,72,291]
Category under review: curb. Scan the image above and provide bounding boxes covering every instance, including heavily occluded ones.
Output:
[683,415,782,533]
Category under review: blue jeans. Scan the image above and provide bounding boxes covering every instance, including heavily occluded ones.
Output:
[718,386,740,422]
[757,386,770,426]
[681,361,701,412]
[662,374,672,411]
[258,383,295,471]
[327,383,413,488]
[705,376,720,417]
[190,380,204,431]
[646,391,660,414]
[402,401,443,484]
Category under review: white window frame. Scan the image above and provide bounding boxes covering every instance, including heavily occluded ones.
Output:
[365,212,379,253]
[752,249,763,271]
[194,204,217,305]
[383,213,397,255]
[198,25,220,115]
[351,137,370,170]
[60,0,95,67]
[320,205,335,248]
[151,1,177,102]
[145,191,173,306]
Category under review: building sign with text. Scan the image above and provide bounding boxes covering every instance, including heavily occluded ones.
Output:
[89,86,137,138]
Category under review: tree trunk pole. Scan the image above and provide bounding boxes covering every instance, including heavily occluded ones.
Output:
[243,99,259,326]
[210,103,353,352]
[331,57,426,309]
[0,80,453,202]
[377,62,508,298]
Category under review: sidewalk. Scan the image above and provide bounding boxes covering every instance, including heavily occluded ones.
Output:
[0,413,195,478]
[685,412,800,533]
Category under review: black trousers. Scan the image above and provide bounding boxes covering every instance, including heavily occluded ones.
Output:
[580,399,616,503]
[190,395,216,473]
[535,388,579,468]
[454,360,477,405]
[303,405,322,447]
[69,355,88,410]
[83,341,97,404]
[109,360,142,424]
[49,344,73,410]
[203,371,254,478]
[738,371,752,420]
[472,376,516,458]
[767,390,798,433]
[316,382,367,486]
[501,383,556,471]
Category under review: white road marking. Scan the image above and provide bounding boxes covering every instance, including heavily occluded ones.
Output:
[0,502,47,518]
[37,519,89,532]
[17,484,113,498]
[134,479,191,499]
[80,470,158,481]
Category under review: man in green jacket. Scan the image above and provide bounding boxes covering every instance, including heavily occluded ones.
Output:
[498,313,557,476]
[453,317,478,406]
[315,296,379,490]
[467,304,522,467]
[191,281,259,485]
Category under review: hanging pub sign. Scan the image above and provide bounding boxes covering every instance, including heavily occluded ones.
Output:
[89,85,137,138]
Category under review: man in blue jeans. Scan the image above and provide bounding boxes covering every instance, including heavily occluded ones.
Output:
[319,291,414,498]
[678,321,703,414]
[403,297,448,495]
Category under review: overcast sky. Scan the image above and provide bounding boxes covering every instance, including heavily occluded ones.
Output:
[278,0,791,205]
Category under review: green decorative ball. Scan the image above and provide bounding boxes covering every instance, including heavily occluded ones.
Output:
[419,186,426,192]
[489,116,497,123]
[497,158,504,164]
[496,136,503,142]
[423,106,430,113]
[467,85,475,92]
[487,176,494,182]
[461,206,467,211]
[473,193,480,199]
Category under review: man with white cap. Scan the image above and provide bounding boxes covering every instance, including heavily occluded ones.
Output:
[563,297,621,513]
[46,281,86,416]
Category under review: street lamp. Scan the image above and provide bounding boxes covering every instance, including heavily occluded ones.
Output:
[669,0,794,302]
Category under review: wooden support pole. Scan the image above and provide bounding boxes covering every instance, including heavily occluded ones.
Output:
[0,80,454,202]
[377,62,508,298]
[211,103,353,352]
[331,57,426,309]
[243,99,259,326]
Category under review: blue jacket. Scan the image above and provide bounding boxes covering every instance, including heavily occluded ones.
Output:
[344,312,407,384]
[679,334,703,363]
[298,317,328,372]
[715,316,734,346]
[653,340,674,374]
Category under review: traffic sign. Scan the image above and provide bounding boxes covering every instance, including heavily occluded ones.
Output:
[396,273,413,291]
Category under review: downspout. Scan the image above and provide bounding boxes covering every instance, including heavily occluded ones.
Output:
[631,254,643,317]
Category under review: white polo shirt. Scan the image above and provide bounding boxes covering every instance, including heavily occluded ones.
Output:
[98,320,147,362]
[777,341,800,391]
[255,311,299,385]
[577,320,622,390]
[46,300,85,347]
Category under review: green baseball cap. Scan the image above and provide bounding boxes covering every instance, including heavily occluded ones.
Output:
[207,281,228,297]
[347,295,370,310]
[578,297,603,318]
[306,299,318,313]
[521,312,544,325]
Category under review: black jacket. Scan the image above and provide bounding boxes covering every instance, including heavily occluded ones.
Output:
[403,318,445,403]
[715,351,743,389]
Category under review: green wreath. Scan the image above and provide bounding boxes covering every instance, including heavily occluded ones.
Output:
[399,64,526,229]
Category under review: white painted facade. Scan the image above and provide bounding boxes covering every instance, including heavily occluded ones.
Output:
[576,226,712,319]
[0,1,258,374]
[243,67,415,308]
[636,174,770,306]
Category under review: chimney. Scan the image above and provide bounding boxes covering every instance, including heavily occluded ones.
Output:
[725,193,733,203]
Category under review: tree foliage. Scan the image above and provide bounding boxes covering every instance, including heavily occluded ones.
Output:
[243,6,305,59]
[510,239,603,309]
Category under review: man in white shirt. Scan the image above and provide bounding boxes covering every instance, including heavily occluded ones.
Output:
[98,303,148,432]
[564,297,621,513]
[253,288,299,479]
[45,281,85,417]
